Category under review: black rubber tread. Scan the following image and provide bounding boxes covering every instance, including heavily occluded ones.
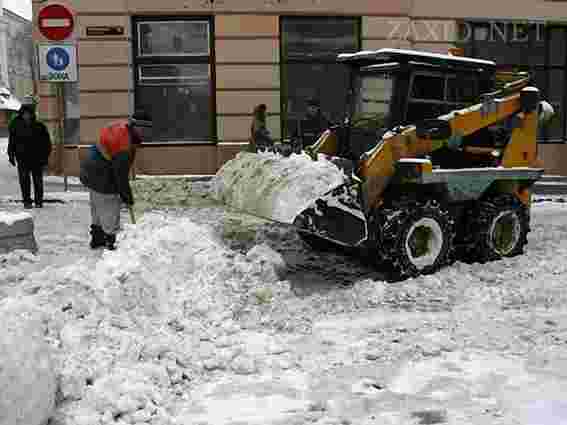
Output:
[374,198,456,280]
[464,193,530,264]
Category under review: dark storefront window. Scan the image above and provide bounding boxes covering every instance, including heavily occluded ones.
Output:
[459,21,567,143]
[133,18,215,143]
[280,17,361,138]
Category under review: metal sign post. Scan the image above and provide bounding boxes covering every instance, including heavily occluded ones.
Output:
[37,43,77,183]
[36,3,77,186]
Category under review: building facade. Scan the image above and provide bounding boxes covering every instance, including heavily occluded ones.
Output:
[31,0,567,176]
[2,7,32,99]
[0,4,32,129]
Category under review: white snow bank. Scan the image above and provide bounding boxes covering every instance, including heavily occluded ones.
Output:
[210,151,347,223]
[0,298,57,425]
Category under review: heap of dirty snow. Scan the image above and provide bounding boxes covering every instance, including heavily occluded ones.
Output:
[210,151,347,223]
[131,177,197,208]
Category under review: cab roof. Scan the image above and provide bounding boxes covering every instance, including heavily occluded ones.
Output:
[338,48,496,71]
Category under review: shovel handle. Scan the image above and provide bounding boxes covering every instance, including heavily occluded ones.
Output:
[128,206,136,224]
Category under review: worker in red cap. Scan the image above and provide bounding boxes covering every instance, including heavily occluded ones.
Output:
[79,110,152,250]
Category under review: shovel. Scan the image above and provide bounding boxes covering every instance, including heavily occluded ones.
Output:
[128,205,136,224]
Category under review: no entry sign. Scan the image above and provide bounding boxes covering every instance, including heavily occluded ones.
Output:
[38,4,74,41]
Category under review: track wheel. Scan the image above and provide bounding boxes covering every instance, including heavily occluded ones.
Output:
[377,199,456,279]
[466,193,529,263]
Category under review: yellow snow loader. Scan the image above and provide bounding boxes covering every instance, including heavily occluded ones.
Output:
[218,48,555,279]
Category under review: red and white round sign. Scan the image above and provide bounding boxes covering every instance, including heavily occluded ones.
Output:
[38,4,75,41]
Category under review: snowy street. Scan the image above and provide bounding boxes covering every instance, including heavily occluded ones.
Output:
[2,152,567,425]
[0,137,85,198]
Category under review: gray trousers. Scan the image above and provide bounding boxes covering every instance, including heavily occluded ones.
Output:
[89,190,121,235]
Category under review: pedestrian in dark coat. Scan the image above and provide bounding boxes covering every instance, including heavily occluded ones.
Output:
[7,103,52,208]
[79,110,152,250]
[248,104,274,153]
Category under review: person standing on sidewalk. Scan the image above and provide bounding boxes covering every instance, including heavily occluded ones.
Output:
[7,100,52,209]
[79,110,152,250]
[248,104,274,153]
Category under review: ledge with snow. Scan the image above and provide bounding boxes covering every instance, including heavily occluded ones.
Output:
[0,212,38,254]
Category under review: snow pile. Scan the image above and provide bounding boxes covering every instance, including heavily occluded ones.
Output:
[0,298,57,425]
[210,151,347,223]
[0,249,39,294]
[8,213,299,424]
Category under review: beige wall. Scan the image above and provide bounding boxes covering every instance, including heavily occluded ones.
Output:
[215,15,280,145]
[538,145,567,176]
[123,0,410,16]
[410,0,567,21]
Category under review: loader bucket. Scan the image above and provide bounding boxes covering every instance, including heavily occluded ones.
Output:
[209,151,348,224]
[292,181,369,249]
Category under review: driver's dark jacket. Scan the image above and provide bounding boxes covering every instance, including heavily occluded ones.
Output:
[292,113,330,147]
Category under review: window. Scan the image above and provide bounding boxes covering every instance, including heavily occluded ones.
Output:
[447,75,478,107]
[459,20,567,143]
[138,21,209,57]
[352,72,394,129]
[406,73,447,124]
[410,74,445,101]
[281,17,360,138]
[133,18,215,143]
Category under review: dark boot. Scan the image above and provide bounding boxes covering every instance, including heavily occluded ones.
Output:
[104,233,116,251]
[89,225,106,249]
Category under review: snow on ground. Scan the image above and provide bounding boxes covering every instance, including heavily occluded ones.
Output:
[0,190,127,296]
[0,137,7,156]
[2,172,567,424]
[210,151,347,223]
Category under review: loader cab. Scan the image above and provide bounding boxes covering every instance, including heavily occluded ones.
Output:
[338,48,497,160]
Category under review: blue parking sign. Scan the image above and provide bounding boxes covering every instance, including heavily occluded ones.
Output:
[46,47,70,71]
[38,43,77,82]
